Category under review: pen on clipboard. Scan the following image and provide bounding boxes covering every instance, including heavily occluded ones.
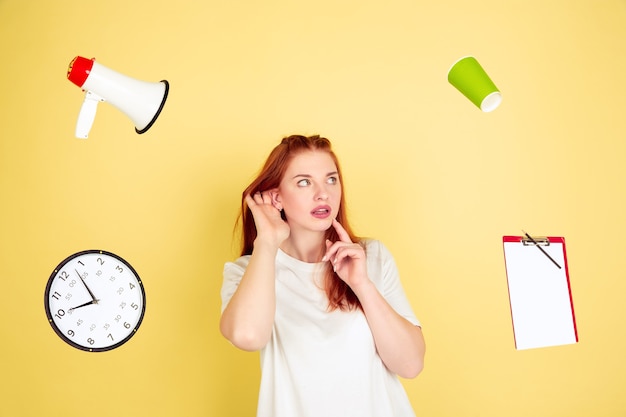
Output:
[522,230,562,269]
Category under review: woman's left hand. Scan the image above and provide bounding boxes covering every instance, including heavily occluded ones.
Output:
[324,220,426,379]
[323,219,369,289]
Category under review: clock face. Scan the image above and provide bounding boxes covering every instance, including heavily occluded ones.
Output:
[44,250,146,352]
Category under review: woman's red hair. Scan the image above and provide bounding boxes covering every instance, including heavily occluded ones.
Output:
[236,134,362,311]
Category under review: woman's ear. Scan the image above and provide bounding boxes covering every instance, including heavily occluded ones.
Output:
[269,189,282,211]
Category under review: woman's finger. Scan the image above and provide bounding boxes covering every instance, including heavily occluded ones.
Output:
[332,219,352,243]
[324,241,360,265]
[335,244,361,262]
[322,239,338,262]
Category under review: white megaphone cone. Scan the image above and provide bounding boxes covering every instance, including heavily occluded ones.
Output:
[67,56,169,139]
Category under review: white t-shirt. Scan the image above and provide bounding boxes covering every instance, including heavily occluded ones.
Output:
[221,240,420,417]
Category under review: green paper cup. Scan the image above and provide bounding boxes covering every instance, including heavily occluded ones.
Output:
[448,56,502,112]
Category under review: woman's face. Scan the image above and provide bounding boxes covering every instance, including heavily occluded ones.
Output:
[275,150,342,234]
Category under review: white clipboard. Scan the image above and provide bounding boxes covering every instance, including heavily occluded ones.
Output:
[503,235,578,350]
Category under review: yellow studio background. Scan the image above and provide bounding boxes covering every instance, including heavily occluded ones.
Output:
[1,0,625,416]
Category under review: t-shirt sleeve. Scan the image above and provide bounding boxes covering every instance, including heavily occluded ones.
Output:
[221,256,251,313]
[366,240,421,327]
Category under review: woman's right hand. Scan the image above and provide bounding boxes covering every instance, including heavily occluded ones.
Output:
[246,191,290,248]
[221,191,287,351]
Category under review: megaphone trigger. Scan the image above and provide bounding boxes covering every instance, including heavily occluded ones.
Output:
[75,91,105,139]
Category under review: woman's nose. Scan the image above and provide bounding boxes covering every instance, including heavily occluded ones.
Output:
[315,186,329,200]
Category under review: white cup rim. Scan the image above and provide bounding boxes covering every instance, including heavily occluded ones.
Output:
[480,91,502,112]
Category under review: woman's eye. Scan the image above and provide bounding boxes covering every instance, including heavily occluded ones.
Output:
[297,179,311,187]
[327,176,338,184]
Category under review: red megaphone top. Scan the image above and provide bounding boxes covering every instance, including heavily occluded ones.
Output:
[67,56,95,88]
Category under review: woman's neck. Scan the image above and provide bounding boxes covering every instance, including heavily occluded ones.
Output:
[280,231,325,263]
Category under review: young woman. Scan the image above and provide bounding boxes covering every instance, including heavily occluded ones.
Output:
[220,134,425,417]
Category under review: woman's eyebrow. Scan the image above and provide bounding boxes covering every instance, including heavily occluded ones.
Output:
[291,173,312,179]
[291,171,338,179]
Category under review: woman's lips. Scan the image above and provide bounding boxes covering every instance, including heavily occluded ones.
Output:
[311,205,331,219]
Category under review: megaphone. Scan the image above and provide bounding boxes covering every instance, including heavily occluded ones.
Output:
[67,56,169,139]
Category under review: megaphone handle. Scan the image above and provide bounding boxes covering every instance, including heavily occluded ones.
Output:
[75,91,105,139]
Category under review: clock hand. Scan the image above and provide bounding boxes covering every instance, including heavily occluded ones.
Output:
[75,269,98,302]
[68,299,99,312]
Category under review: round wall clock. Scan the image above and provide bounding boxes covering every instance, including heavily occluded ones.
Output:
[44,250,146,352]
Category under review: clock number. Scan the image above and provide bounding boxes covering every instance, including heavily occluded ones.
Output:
[107,334,114,341]
[51,291,61,300]
[129,282,136,290]
[68,329,75,337]
[131,302,139,310]
[97,257,105,266]
[87,338,95,346]
[58,271,69,281]
[117,287,124,295]
[54,309,65,320]
[115,265,124,273]
[124,322,131,329]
